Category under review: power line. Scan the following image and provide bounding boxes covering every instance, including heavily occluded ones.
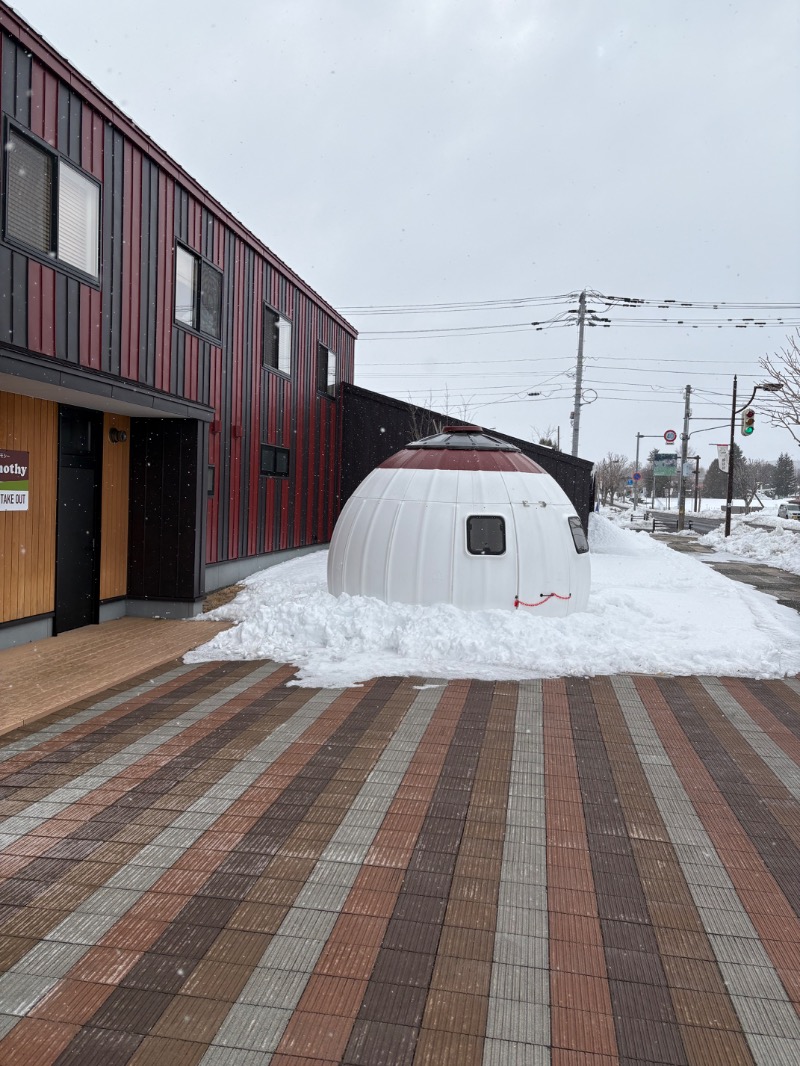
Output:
[339,292,576,314]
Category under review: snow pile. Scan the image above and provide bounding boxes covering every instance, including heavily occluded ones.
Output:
[699,520,800,575]
[186,515,800,686]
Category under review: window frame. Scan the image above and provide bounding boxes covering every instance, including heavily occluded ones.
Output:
[262,304,293,376]
[173,241,223,341]
[466,515,506,556]
[568,516,589,554]
[316,342,337,398]
[260,443,291,478]
[2,121,102,285]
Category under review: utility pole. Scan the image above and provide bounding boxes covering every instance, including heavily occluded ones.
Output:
[633,432,644,510]
[677,385,691,531]
[570,289,587,457]
[724,376,737,537]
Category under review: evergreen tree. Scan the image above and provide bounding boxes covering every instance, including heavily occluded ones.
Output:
[702,444,745,499]
[702,460,727,498]
[772,452,797,497]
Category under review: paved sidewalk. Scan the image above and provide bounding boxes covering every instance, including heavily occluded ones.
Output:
[654,531,800,614]
[0,618,230,735]
[0,661,797,1064]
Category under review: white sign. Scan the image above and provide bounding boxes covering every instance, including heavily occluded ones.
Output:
[0,450,29,511]
[717,445,729,473]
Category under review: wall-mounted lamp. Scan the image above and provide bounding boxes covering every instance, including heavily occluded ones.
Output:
[108,427,128,444]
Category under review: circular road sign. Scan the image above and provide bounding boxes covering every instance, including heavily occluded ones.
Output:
[633,472,642,481]
[664,429,677,443]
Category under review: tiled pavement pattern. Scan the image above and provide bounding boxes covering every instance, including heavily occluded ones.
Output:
[0,662,797,1063]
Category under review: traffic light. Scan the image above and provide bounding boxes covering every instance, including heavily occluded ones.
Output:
[740,408,755,436]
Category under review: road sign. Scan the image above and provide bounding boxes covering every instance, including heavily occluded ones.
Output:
[653,452,678,477]
[627,479,633,486]
[664,429,677,444]
[633,472,641,481]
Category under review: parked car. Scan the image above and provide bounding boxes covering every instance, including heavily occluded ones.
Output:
[777,501,800,519]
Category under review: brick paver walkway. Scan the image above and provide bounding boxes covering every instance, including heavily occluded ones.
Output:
[0,662,797,1064]
[0,618,230,735]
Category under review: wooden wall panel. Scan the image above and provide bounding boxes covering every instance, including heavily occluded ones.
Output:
[0,392,57,622]
[99,413,130,600]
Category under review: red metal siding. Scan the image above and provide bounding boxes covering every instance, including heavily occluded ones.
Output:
[0,14,357,582]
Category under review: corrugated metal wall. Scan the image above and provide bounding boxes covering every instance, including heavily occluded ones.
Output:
[0,17,356,577]
[338,383,596,532]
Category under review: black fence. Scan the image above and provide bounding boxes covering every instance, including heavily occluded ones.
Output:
[338,383,596,531]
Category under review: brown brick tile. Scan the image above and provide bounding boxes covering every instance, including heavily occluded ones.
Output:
[413,1028,484,1065]
[100,917,169,951]
[680,1024,754,1066]
[0,1016,80,1066]
[277,1010,355,1061]
[344,1017,418,1065]
[551,971,614,1018]
[226,900,286,934]
[299,974,368,1018]
[437,925,495,961]
[552,1005,617,1056]
[422,988,488,1036]
[68,945,143,985]
[151,995,231,1042]
[127,1035,206,1066]
[429,956,492,996]
[30,978,113,1024]
[172,959,250,1002]
[443,899,496,932]
[315,939,381,981]
[0,934,39,970]
[202,928,272,966]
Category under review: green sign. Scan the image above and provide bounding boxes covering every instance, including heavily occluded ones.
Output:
[653,452,678,478]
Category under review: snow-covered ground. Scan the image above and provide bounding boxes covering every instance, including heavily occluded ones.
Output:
[606,498,800,574]
[186,515,800,687]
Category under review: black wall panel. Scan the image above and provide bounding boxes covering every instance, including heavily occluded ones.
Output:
[128,417,204,600]
[339,382,596,532]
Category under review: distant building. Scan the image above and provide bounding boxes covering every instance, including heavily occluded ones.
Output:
[0,2,356,648]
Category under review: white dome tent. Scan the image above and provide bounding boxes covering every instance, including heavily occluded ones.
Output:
[327,426,591,616]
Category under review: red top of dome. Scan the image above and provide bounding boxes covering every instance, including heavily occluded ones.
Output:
[380,428,545,473]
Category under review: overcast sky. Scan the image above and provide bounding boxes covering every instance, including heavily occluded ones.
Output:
[13,0,800,467]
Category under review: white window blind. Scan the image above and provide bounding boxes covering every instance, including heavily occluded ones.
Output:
[327,349,336,393]
[276,315,292,374]
[175,246,196,326]
[57,162,99,276]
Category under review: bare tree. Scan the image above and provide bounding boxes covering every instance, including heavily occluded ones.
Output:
[741,459,774,511]
[596,452,631,506]
[406,390,447,440]
[533,425,561,450]
[759,329,800,446]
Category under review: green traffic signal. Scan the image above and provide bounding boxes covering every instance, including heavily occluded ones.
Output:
[740,408,755,436]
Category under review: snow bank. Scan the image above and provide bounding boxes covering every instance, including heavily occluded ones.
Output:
[186,515,800,686]
[699,520,800,575]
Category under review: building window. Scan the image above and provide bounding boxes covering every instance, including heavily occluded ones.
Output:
[207,465,215,497]
[466,515,506,556]
[4,129,100,278]
[260,444,290,477]
[568,516,589,554]
[317,343,336,396]
[263,306,292,374]
[174,244,222,339]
